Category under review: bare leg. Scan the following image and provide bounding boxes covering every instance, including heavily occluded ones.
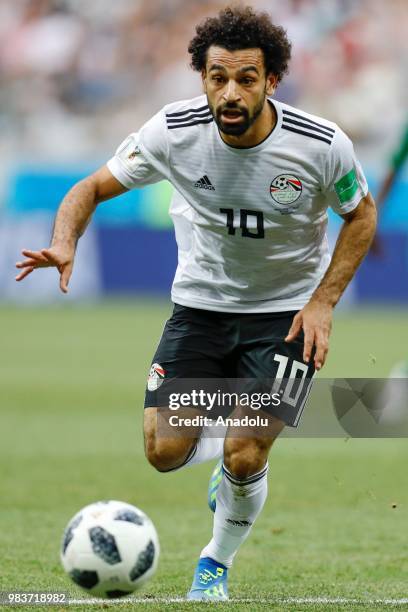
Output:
[144,407,200,472]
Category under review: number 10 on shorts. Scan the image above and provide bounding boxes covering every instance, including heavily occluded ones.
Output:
[272,354,311,408]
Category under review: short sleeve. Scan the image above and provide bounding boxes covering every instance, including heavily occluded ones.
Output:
[322,128,368,215]
[107,110,169,189]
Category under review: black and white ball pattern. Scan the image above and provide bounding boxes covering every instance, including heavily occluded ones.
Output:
[61,501,159,598]
[275,176,289,189]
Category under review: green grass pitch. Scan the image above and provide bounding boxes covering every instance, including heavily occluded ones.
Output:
[0,302,407,611]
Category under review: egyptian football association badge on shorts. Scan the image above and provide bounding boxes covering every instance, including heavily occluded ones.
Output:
[270,174,303,213]
[147,363,166,391]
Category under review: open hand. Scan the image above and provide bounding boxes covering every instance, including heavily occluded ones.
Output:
[285,300,333,371]
[15,245,75,293]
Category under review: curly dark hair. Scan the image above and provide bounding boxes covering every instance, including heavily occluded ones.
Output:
[188,5,292,83]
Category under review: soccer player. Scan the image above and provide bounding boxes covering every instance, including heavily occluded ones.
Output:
[16,6,377,601]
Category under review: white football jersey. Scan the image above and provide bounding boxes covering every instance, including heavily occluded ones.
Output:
[107,94,368,313]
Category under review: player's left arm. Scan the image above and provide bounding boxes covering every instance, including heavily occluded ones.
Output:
[286,192,377,370]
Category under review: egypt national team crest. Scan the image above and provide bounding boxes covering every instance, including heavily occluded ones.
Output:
[270,174,303,213]
[147,363,166,391]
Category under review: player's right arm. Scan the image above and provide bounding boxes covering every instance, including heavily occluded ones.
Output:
[16,111,170,293]
[15,166,127,293]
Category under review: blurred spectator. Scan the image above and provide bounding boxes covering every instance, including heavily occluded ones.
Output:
[0,0,406,162]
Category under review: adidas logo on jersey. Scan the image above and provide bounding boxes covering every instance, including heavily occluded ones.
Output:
[194,175,215,191]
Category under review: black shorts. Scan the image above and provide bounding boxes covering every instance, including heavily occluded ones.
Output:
[144,304,315,427]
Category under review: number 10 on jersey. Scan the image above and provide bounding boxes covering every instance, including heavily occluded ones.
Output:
[220,208,265,239]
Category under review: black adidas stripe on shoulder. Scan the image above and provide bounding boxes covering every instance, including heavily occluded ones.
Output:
[166,104,210,118]
[167,110,212,125]
[282,109,335,133]
[167,117,214,130]
[282,117,334,138]
[281,124,333,145]
[165,104,213,129]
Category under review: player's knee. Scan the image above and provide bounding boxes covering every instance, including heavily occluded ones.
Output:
[144,408,184,471]
[143,407,198,472]
[145,436,185,472]
[224,438,270,480]
[144,427,195,472]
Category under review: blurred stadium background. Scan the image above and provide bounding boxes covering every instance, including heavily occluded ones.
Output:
[0,0,407,303]
[1,1,408,606]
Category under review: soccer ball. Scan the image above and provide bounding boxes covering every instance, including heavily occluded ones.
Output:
[61,500,159,598]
